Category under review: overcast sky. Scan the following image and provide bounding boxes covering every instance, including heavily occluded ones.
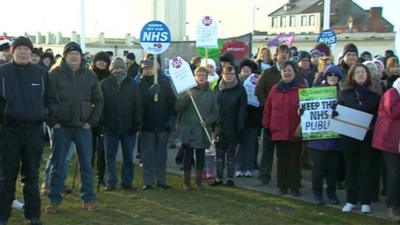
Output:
[1,0,397,39]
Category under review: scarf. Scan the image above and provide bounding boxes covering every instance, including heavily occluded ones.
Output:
[92,67,111,81]
[354,83,370,103]
[277,79,300,92]
[113,71,127,86]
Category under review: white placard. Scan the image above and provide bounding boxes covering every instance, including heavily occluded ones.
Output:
[243,73,260,107]
[328,105,373,141]
[168,56,197,94]
[196,16,218,48]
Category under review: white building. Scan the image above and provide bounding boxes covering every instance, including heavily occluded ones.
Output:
[153,0,186,41]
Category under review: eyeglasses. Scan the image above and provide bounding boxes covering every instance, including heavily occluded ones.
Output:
[327,73,338,77]
[223,72,236,76]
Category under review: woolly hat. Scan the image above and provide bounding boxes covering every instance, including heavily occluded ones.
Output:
[342,43,358,57]
[32,48,41,56]
[310,49,323,58]
[323,65,343,80]
[0,36,11,51]
[200,58,217,68]
[63,42,82,56]
[109,57,127,72]
[126,52,136,61]
[297,51,311,63]
[220,52,234,64]
[93,51,111,66]
[11,36,33,53]
[239,58,258,72]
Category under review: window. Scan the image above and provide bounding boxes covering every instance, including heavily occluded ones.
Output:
[309,15,315,26]
[272,17,278,28]
[301,15,307,26]
[281,16,287,27]
[290,16,296,27]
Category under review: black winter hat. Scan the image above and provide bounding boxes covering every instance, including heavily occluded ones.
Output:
[239,59,258,73]
[297,51,311,63]
[40,52,54,60]
[63,42,82,56]
[342,43,358,57]
[126,52,135,61]
[32,48,41,56]
[93,51,111,66]
[11,36,33,53]
[220,52,235,64]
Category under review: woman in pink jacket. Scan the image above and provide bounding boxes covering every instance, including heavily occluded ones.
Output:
[263,61,305,197]
[372,77,400,222]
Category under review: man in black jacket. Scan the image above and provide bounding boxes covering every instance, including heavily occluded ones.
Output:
[138,59,176,190]
[101,57,142,191]
[0,36,56,225]
[46,42,103,213]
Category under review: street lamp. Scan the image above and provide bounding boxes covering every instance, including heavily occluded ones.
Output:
[252,5,260,34]
[218,19,223,37]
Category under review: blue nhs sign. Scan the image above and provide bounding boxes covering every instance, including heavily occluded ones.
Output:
[140,20,171,54]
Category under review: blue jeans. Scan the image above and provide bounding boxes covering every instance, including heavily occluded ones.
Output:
[237,127,259,171]
[104,133,136,186]
[43,143,74,187]
[140,131,168,186]
[48,127,95,204]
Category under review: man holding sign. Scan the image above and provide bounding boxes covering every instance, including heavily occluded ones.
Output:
[138,59,176,190]
[175,66,219,191]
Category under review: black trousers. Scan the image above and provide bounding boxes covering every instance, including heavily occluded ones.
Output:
[0,124,43,222]
[92,130,105,184]
[182,145,205,172]
[383,152,400,208]
[276,141,302,190]
[342,137,375,205]
[310,149,340,196]
[259,129,276,181]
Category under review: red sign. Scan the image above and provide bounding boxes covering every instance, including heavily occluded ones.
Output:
[221,40,249,60]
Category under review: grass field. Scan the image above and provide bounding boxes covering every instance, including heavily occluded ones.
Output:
[6,151,397,225]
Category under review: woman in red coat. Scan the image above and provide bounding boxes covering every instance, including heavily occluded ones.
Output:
[263,60,305,196]
[372,77,400,221]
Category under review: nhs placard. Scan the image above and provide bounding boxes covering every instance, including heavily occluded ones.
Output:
[140,20,171,54]
[317,29,337,45]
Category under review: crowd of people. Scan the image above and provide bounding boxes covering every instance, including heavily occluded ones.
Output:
[0,35,399,225]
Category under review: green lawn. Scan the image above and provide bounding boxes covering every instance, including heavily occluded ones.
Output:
[7,150,396,225]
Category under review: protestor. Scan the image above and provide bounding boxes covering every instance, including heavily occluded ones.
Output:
[373,59,387,92]
[312,42,332,58]
[339,43,359,81]
[310,49,324,70]
[189,56,202,72]
[46,42,104,213]
[254,46,273,73]
[297,51,314,87]
[0,36,12,65]
[332,63,381,213]
[236,59,261,177]
[305,65,342,205]
[175,66,219,191]
[255,44,304,185]
[126,52,139,78]
[138,59,176,190]
[218,52,236,75]
[360,51,373,63]
[90,51,112,187]
[0,36,56,225]
[372,77,400,222]
[384,56,400,89]
[200,58,219,89]
[30,48,41,64]
[101,57,142,191]
[312,56,333,86]
[39,52,55,71]
[263,61,304,197]
[210,65,247,187]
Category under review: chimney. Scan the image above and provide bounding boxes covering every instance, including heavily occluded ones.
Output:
[369,7,382,18]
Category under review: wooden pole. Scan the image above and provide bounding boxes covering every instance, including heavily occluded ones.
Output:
[154,56,158,102]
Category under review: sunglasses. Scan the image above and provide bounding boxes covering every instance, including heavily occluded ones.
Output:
[327,73,338,77]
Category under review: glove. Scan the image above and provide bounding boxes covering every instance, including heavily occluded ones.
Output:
[298,108,304,116]
[165,117,176,132]
[332,102,338,110]
[148,83,160,96]
[331,110,339,118]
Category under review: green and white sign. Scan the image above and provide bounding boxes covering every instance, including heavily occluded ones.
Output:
[299,86,339,140]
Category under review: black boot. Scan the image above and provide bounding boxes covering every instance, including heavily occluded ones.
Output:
[326,186,340,205]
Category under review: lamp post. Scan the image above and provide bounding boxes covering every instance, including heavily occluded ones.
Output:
[218,19,223,37]
[252,5,260,34]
